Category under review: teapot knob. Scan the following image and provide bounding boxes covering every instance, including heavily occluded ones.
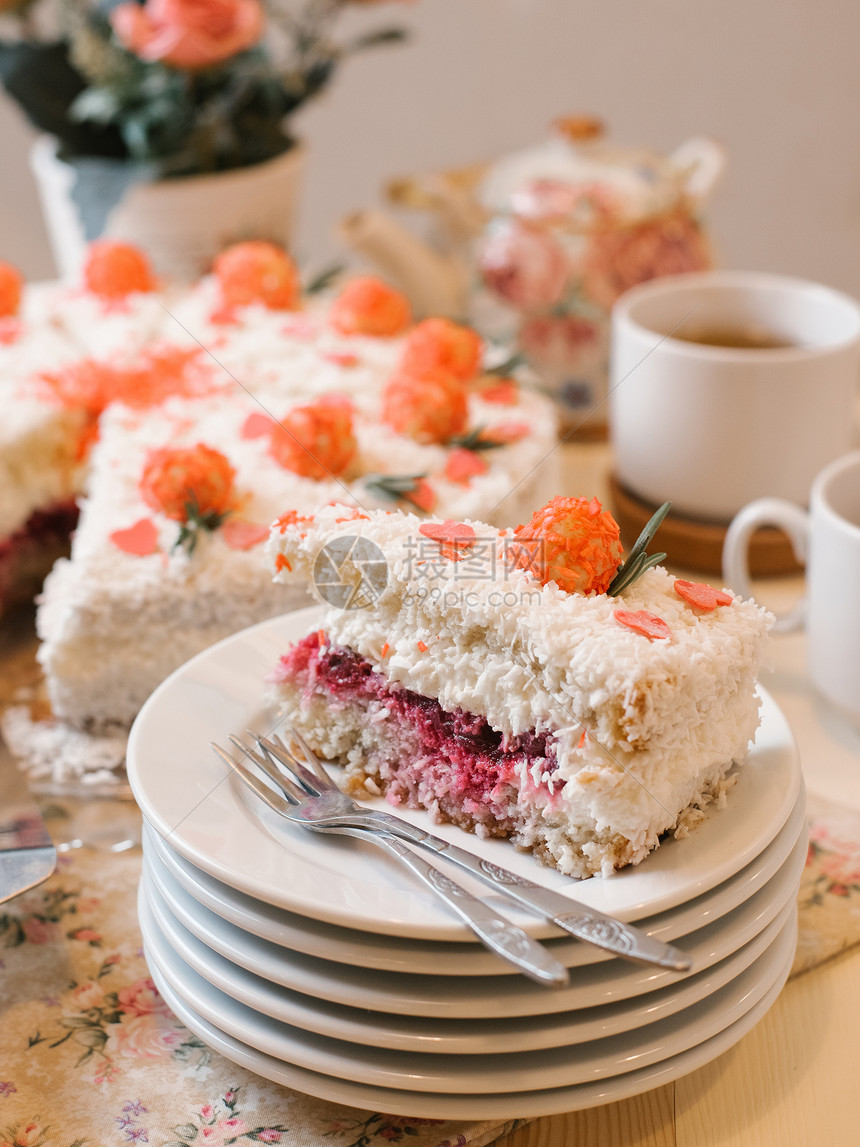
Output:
[552,115,605,143]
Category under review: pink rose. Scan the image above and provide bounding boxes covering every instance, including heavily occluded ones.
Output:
[6,1124,43,1147]
[111,0,264,70]
[809,818,860,856]
[118,976,171,1017]
[820,853,860,888]
[22,918,63,945]
[479,219,569,312]
[583,209,712,310]
[70,927,102,943]
[70,981,104,1009]
[519,313,601,369]
[200,1118,249,1145]
[106,1013,183,1060]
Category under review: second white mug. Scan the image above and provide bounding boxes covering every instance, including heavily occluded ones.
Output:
[722,451,860,728]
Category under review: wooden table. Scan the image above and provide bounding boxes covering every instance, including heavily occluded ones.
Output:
[496,444,860,1147]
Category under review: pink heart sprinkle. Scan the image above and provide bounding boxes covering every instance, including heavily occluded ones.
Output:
[110,518,159,556]
[240,412,276,439]
[419,520,476,547]
[221,519,270,550]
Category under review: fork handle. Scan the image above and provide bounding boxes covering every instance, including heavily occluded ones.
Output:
[340,827,569,987]
[354,812,691,972]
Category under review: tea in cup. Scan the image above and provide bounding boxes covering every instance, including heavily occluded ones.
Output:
[609,271,860,522]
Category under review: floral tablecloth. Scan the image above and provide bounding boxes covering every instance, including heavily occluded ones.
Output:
[1,791,859,1147]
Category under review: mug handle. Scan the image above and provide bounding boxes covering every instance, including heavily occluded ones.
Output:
[722,498,810,634]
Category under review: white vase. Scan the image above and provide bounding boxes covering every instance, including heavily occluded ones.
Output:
[30,136,306,282]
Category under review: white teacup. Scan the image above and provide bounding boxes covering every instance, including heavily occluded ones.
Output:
[609,271,860,522]
[723,451,860,727]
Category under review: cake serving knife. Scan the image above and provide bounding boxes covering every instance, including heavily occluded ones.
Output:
[0,731,57,904]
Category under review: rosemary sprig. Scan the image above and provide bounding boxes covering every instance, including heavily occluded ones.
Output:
[304,262,346,295]
[173,495,232,557]
[608,501,671,596]
[363,472,431,513]
[484,350,526,377]
[446,425,507,453]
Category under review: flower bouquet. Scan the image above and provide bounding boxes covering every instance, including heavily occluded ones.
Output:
[0,0,410,275]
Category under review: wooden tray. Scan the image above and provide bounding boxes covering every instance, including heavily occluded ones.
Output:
[608,473,804,577]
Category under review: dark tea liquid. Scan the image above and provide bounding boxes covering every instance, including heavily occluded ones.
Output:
[671,324,796,349]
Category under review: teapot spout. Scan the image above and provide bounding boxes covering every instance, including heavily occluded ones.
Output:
[337,209,468,319]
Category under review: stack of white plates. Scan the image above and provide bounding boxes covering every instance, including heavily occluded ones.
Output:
[127,611,806,1120]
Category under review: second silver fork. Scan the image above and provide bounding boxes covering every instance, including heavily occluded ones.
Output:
[253,729,692,973]
[213,736,570,987]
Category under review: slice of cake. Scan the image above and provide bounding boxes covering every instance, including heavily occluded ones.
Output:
[264,500,772,878]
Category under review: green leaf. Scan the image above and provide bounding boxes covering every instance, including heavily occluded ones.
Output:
[486,350,526,377]
[607,501,671,596]
[72,1026,108,1050]
[343,27,411,54]
[623,501,671,571]
[170,1124,199,1139]
[446,426,507,453]
[68,85,120,124]
[305,263,346,295]
[364,473,427,500]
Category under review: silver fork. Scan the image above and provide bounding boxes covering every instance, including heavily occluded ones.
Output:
[212,736,570,987]
[221,729,692,973]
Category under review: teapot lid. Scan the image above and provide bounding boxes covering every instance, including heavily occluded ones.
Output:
[478,117,720,229]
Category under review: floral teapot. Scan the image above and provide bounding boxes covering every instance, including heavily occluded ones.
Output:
[338,117,725,434]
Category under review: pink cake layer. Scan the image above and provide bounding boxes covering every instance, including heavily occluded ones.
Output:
[270,631,561,837]
[0,501,79,609]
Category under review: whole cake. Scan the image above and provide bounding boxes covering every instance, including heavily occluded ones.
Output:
[264,500,772,877]
[1,242,558,738]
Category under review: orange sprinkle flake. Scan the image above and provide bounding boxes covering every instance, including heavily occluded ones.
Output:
[673,579,733,611]
[36,346,211,418]
[416,641,428,652]
[318,629,327,645]
[275,553,292,573]
[275,509,313,534]
[444,447,488,486]
[380,642,390,658]
[334,508,370,523]
[614,608,672,641]
[577,728,587,750]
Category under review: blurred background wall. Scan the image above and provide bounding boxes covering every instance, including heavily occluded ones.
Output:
[2,0,859,294]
